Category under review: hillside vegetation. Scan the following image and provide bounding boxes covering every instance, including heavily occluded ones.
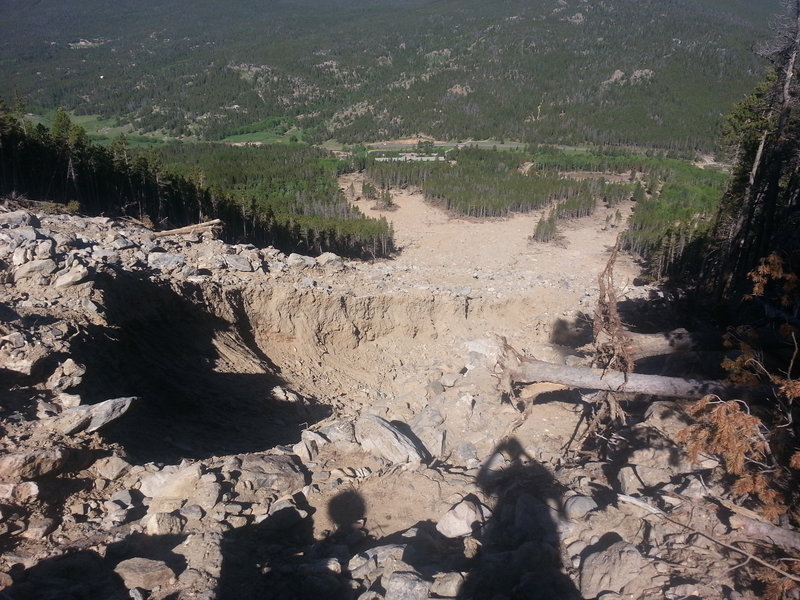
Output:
[0,0,779,150]
[0,107,393,257]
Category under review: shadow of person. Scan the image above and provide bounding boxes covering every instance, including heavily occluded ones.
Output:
[458,437,582,600]
[328,488,367,545]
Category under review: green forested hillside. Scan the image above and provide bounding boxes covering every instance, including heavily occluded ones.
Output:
[0,107,394,257]
[0,0,779,151]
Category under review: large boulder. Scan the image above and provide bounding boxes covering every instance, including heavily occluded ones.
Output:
[114,558,175,591]
[355,415,425,464]
[0,449,71,481]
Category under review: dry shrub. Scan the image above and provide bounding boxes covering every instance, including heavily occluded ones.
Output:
[677,396,788,520]
[755,563,800,600]
[678,396,767,475]
[747,253,799,308]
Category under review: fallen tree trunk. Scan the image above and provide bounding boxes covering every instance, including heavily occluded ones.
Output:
[507,358,767,400]
[153,219,223,238]
[623,329,723,360]
[589,328,793,362]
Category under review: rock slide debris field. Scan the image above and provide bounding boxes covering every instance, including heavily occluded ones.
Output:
[0,191,780,599]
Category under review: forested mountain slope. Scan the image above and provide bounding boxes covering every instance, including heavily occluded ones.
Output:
[0,0,780,150]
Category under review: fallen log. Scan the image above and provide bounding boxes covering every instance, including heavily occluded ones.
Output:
[153,219,223,238]
[507,358,767,400]
[591,327,795,361]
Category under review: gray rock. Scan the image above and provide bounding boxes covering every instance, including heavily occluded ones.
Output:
[225,254,254,272]
[619,444,718,492]
[0,449,71,481]
[348,544,407,581]
[238,454,306,495]
[580,541,645,598]
[263,497,309,529]
[111,236,137,250]
[644,401,691,441]
[431,572,465,598]
[298,276,317,288]
[385,571,432,600]
[93,456,131,480]
[180,504,205,520]
[355,414,425,464]
[563,495,598,520]
[0,210,40,228]
[21,517,57,539]
[52,264,90,288]
[318,420,357,444]
[46,358,87,391]
[147,252,185,270]
[12,245,31,266]
[454,442,478,464]
[110,489,135,507]
[316,252,344,270]
[146,512,186,535]
[91,248,120,264]
[49,396,135,435]
[436,497,492,538]
[462,337,505,369]
[114,557,175,591]
[188,482,221,511]
[287,253,316,268]
[14,258,58,280]
[0,482,39,503]
[440,372,461,387]
[35,238,55,259]
[140,464,203,508]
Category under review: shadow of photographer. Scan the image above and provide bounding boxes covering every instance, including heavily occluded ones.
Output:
[457,437,582,600]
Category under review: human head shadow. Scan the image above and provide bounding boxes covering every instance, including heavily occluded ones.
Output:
[328,488,367,542]
[458,437,582,600]
[218,491,355,600]
[70,268,330,464]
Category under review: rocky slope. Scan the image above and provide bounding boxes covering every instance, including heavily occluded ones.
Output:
[0,205,782,599]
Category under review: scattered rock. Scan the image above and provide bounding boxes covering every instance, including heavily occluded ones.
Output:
[287,253,315,268]
[0,210,40,227]
[431,572,465,598]
[563,495,598,520]
[49,396,135,434]
[385,570,432,600]
[114,557,176,591]
[436,496,492,538]
[14,258,58,281]
[580,541,646,598]
[225,254,254,272]
[355,414,425,464]
[21,517,57,539]
[0,448,71,481]
[147,252,185,270]
[146,512,186,535]
[52,264,90,287]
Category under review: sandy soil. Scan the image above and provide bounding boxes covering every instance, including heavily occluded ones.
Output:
[340,172,643,301]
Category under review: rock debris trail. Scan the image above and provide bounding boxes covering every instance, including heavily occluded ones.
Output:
[0,201,773,599]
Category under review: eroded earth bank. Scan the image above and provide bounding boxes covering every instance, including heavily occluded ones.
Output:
[0,190,772,600]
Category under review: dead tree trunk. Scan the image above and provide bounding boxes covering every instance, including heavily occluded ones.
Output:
[507,358,766,400]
